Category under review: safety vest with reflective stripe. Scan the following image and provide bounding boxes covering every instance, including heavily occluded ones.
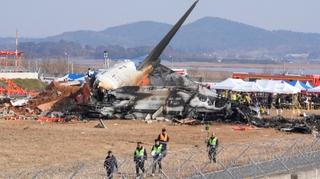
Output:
[152,144,162,154]
[135,147,145,157]
[236,94,242,101]
[209,137,217,146]
[159,133,168,141]
[231,94,237,101]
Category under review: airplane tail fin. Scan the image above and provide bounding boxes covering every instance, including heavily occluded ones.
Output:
[138,0,199,70]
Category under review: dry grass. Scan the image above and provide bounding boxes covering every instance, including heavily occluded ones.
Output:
[0,120,306,176]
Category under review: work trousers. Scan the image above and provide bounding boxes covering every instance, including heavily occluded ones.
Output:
[106,170,113,179]
[135,160,145,175]
[208,146,216,162]
[159,141,167,157]
[152,156,162,174]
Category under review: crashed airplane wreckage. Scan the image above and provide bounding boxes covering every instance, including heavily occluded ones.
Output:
[76,1,319,134]
[80,0,233,120]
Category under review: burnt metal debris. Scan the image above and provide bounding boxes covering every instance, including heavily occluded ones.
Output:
[82,79,320,134]
[75,0,320,134]
[81,0,231,122]
[1,0,318,136]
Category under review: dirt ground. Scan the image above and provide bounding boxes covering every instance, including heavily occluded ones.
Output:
[0,119,305,174]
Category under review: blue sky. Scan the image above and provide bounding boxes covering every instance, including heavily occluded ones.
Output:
[1,0,319,37]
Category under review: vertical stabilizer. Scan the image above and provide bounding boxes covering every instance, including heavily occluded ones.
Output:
[138,0,199,70]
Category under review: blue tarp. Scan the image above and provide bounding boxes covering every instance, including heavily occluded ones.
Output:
[67,73,85,81]
[288,80,297,86]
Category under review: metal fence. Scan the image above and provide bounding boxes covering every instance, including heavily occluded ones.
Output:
[2,136,320,179]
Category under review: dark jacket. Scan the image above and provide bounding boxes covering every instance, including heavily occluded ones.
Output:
[104,155,118,172]
[133,147,147,162]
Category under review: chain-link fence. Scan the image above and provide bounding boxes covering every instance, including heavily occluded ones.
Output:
[2,136,320,179]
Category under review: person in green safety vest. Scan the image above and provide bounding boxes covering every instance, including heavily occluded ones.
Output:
[133,142,147,177]
[207,132,219,163]
[151,139,163,176]
[231,92,237,102]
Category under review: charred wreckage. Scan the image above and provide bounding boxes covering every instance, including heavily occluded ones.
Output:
[81,0,231,121]
[76,0,319,134]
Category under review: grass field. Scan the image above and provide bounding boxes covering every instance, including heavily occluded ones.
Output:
[12,79,46,91]
[0,120,305,175]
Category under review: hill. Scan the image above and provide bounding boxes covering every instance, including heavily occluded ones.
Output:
[43,17,320,52]
[44,21,171,48]
[1,17,320,59]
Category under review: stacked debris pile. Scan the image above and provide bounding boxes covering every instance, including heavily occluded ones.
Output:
[0,81,82,121]
[305,115,320,132]
[0,103,37,120]
[0,77,318,135]
[167,102,319,134]
[249,116,311,134]
[27,81,81,112]
[211,104,318,134]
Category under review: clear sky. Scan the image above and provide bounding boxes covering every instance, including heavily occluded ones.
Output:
[1,0,319,37]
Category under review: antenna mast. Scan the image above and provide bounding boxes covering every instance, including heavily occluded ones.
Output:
[15,29,18,57]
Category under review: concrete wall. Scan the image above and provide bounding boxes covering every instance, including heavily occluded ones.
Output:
[0,72,38,79]
[264,168,320,179]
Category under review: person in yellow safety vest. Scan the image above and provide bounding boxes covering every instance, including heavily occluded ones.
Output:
[231,92,237,102]
[221,90,227,98]
[244,94,252,105]
[207,132,219,163]
[260,106,265,115]
[236,93,242,103]
[133,142,147,177]
[157,128,169,157]
[151,139,163,176]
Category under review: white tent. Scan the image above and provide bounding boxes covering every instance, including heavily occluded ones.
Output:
[213,78,244,90]
[233,81,264,92]
[307,86,320,93]
[293,81,307,90]
[256,80,300,94]
[305,81,314,89]
[288,80,310,90]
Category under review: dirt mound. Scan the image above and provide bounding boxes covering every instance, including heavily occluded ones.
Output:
[1,81,89,120]
[46,81,80,95]
[25,82,82,113]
